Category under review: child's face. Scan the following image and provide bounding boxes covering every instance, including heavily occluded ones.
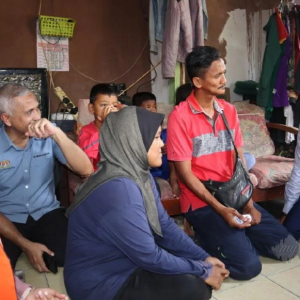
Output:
[89,94,119,123]
[140,100,157,113]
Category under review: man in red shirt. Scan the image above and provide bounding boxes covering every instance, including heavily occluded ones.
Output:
[167,46,298,281]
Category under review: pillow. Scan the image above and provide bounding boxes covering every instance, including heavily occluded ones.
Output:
[234,101,275,158]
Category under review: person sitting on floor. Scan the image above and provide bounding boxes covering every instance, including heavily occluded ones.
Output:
[77,83,119,171]
[175,83,257,174]
[0,83,93,273]
[281,126,300,240]
[167,46,299,281]
[64,106,229,300]
[0,238,68,300]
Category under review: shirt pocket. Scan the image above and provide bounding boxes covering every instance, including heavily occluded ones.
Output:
[31,153,53,166]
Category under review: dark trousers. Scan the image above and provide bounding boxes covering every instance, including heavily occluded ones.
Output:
[114,268,212,300]
[283,197,300,240]
[185,203,299,281]
[1,208,68,269]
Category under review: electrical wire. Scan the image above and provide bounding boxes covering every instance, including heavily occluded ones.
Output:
[118,60,161,96]
[38,0,42,16]
[137,57,158,92]
[54,101,62,125]
[61,39,149,83]
[40,31,61,46]
[59,38,160,95]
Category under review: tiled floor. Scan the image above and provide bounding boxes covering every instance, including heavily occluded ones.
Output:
[213,255,300,300]
[16,251,300,300]
[16,253,67,295]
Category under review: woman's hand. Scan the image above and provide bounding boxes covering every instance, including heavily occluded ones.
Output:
[205,256,225,269]
[25,288,68,300]
[205,266,229,290]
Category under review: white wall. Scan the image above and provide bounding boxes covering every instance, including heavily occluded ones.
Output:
[219,8,272,102]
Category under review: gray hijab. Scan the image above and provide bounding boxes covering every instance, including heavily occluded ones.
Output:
[66,106,164,236]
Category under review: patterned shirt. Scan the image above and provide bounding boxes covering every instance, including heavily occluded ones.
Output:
[167,92,243,213]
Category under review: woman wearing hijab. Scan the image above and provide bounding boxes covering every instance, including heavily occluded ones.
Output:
[64,107,229,300]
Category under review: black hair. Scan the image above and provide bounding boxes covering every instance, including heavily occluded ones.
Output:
[185,46,221,82]
[175,83,193,106]
[89,84,118,104]
[132,92,156,107]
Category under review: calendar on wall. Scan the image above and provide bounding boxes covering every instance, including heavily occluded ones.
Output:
[36,21,70,72]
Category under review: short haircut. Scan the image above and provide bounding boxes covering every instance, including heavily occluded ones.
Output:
[185,46,221,82]
[0,83,31,115]
[132,92,156,107]
[90,84,118,104]
[175,83,193,106]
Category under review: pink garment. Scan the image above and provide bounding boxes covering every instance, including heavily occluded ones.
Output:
[162,0,204,78]
[15,276,30,299]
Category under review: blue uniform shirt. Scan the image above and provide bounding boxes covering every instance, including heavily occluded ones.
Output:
[284,126,300,214]
[0,125,67,223]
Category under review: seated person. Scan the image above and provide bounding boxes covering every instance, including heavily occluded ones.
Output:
[64,107,229,300]
[175,83,257,187]
[175,83,194,106]
[0,83,93,272]
[281,126,300,239]
[78,84,119,171]
[167,46,299,281]
[132,92,169,180]
[0,238,68,300]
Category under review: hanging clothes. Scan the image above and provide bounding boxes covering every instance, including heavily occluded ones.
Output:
[292,5,300,93]
[162,0,204,78]
[275,9,289,43]
[149,0,168,53]
[257,14,282,108]
[202,0,209,40]
[284,105,295,143]
[269,107,286,144]
[273,17,291,107]
[285,12,294,87]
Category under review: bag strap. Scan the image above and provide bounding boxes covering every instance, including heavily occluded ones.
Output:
[220,112,252,177]
[220,112,239,158]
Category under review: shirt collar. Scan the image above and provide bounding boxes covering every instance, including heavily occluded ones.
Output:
[187,91,224,115]
[0,124,33,152]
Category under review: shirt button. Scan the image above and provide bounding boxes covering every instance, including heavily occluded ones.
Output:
[24,170,28,173]
[25,185,29,189]
[26,204,29,207]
